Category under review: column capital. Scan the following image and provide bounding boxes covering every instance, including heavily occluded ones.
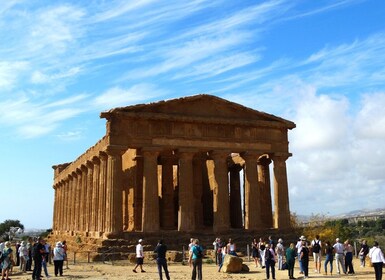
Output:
[209,150,231,160]
[99,151,108,160]
[86,160,94,169]
[257,155,271,166]
[92,156,101,165]
[178,149,197,160]
[81,164,88,173]
[105,145,127,156]
[270,152,292,162]
[241,151,263,161]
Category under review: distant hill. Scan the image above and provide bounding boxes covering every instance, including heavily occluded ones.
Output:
[297,208,385,223]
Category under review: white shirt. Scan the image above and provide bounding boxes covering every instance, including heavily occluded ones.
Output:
[0,242,4,252]
[296,241,302,253]
[136,243,143,258]
[369,246,385,263]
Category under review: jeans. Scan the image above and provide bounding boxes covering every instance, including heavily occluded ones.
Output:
[298,253,303,272]
[32,257,42,280]
[302,258,309,277]
[373,262,383,280]
[277,254,283,270]
[345,252,354,274]
[192,258,202,280]
[42,259,49,276]
[265,259,275,279]
[156,258,170,280]
[335,253,346,274]
[324,254,333,273]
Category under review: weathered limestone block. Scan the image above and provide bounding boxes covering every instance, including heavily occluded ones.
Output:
[165,251,183,262]
[242,263,250,272]
[221,254,243,273]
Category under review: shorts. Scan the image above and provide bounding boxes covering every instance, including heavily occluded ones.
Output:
[136,257,144,265]
[313,252,321,262]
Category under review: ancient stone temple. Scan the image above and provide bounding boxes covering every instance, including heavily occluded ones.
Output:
[52,94,295,238]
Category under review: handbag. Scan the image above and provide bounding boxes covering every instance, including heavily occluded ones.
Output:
[282,262,288,270]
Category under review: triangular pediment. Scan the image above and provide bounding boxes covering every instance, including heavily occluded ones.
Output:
[103,94,295,128]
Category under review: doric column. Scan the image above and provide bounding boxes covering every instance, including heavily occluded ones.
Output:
[258,156,273,228]
[229,164,243,228]
[91,157,100,233]
[243,152,262,230]
[58,182,64,231]
[80,165,88,232]
[70,172,78,233]
[104,147,125,235]
[63,180,69,231]
[141,148,160,232]
[75,168,82,232]
[210,151,230,232]
[271,153,291,229]
[178,150,195,232]
[134,154,144,231]
[52,185,58,232]
[85,161,94,234]
[160,154,175,229]
[192,154,205,229]
[98,152,108,234]
[67,174,74,233]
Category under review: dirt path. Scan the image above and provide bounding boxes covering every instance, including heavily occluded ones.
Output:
[7,258,376,279]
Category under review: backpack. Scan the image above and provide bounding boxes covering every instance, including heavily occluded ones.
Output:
[312,240,320,253]
[195,246,203,258]
[266,249,273,261]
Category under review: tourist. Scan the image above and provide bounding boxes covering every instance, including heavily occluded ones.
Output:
[212,237,221,265]
[285,242,296,279]
[275,238,284,270]
[188,238,195,251]
[323,241,334,275]
[359,239,369,267]
[300,239,310,279]
[1,241,14,280]
[18,240,29,273]
[53,241,65,277]
[251,238,260,268]
[368,241,385,280]
[311,234,322,273]
[133,239,145,273]
[258,237,266,268]
[344,239,354,274]
[264,243,276,280]
[218,242,227,272]
[268,235,276,250]
[41,239,51,278]
[62,240,69,269]
[154,240,170,280]
[333,237,346,274]
[227,238,237,256]
[32,237,46,280]
[296,235,305,274]
[15,241,20,267]
[26,237,33,271]
[189,239,203,280]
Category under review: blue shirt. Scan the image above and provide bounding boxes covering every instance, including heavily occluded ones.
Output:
[191,245,203,260]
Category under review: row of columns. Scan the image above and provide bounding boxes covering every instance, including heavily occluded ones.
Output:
[53,147,291,236]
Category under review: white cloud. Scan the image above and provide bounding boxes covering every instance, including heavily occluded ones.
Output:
[93,84,168,110]
[0,61,29,89]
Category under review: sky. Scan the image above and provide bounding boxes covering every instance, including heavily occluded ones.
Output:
[1,0,385,229]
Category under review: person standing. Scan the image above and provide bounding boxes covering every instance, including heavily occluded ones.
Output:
[133,239,145,273]
[53,241,65,277]
[285,243,296,280]
[311,235,322,273]
[189,239,203,280]
[369,241,385,280]
[344,239,355,274]
[62,240,69,269]
[15,242,21,267]
[296,236,305,274]
[265,243,276,280]
[212,238,220,265]
[359,239,369,267]
[323,241,334,275]
[333,238,346,274]
[32,237,46,280]
[275,238,284,270]
[258,237,266,268]
[154,240,170,280]
[300,239,310,279]
[18,240,29,273]
[1,241,14,280]
[227,238,237,256]
[26,237,33,271]
[251,238,260,268]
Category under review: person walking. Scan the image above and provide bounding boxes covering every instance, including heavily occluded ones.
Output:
[368,241,385,280]
[285,243,296,279]
[359,239,369,267]
[32,237,46,280]
[18,240,29,273]
[189,239,203,280]
[264,243,276,280]
[300,239,310,279]
[154,240,170,280]
[296,236,305,275]
[53,241,65,277]
[133,239,145,273]
[333,238,346,274]
[311,234,322,273]
[323,241,334,275]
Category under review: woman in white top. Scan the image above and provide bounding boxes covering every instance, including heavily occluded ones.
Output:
[369,241,385,280]
[53,241,65,277]
[227,238,237,256]
[18,241,29,273]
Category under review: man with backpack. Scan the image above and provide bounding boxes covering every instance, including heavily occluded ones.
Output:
[311,235,322,273]
[189,239,204,280]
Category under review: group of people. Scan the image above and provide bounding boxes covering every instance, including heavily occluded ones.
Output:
[0,237,68,280]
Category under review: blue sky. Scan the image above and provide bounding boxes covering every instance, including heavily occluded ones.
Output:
[1,0,385,229]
